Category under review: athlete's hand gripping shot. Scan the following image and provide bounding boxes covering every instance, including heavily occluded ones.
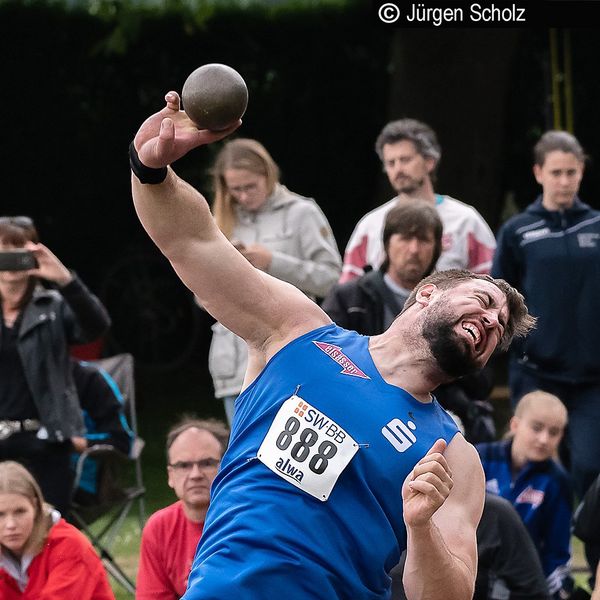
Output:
[130,90,535,600]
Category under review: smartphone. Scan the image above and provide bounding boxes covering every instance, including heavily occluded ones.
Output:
[0,250,39,271]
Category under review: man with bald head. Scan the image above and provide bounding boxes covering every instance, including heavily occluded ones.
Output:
[136,418,229,599]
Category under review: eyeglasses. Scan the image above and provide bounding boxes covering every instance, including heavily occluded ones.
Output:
[228,182,260,196]
[0,216,34,228]
[168,458,220,472]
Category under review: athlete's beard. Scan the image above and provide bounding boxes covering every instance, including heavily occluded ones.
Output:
[421,303,479,379]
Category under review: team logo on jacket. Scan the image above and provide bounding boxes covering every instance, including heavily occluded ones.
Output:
[522,227,550,241]
[313,342,370,379]
[485,479,500,495]
[578,232,599,248]
[515,485,545,508]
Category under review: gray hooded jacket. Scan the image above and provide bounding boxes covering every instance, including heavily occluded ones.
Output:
[208,184,341,398]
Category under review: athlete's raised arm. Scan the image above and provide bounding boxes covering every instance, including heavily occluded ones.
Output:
[130,92,329,354]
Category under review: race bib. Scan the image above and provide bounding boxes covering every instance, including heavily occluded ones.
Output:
[257,395,359,501]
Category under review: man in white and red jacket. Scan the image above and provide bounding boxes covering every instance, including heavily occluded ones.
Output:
[340,118,496,283]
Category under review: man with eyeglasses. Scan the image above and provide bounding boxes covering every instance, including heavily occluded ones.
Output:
[136,417,229,600]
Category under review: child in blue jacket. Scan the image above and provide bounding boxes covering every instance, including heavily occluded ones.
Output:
[477,390,573,599]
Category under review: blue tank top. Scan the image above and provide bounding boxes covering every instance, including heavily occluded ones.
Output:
[185,324,459,600]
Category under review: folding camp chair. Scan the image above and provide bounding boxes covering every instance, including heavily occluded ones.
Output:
[70,353,145,595]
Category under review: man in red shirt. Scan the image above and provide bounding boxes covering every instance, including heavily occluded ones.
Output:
[136,418,229,599]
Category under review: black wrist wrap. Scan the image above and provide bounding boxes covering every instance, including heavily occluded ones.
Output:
[129,141,168,184]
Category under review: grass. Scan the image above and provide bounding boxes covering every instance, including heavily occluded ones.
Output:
[573,536,593,593]
[101,515,592,598]
[97,514,143,600]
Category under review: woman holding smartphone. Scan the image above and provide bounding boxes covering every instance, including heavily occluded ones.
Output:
[0,216,111,516]
[205,139,341,425]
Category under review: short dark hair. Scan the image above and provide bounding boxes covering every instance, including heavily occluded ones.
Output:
[166,416,230,459]
[0,216,39,247]
[381,198,443,276]
[375,119,441,165]
[402,269,536,351]
[533,130,586,166]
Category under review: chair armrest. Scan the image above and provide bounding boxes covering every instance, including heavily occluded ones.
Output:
[72,444,128,491]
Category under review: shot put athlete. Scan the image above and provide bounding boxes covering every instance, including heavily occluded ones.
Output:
[129,91,535,600]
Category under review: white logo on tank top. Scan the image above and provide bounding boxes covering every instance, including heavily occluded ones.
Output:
[382,418,417,452]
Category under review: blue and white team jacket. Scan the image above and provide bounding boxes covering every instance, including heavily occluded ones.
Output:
[491,196,600,383]
[476,440,573,595]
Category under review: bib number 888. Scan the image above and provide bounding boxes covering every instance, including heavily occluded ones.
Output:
[275,416,338,474]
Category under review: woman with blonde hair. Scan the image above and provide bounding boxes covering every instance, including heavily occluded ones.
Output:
[206,139,341,424]
[0,461,114,599]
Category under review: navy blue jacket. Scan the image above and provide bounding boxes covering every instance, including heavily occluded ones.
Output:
[476,440,573,596]
[491,197,600,382]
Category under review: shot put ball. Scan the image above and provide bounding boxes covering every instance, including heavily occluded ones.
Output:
[181,63,248,131]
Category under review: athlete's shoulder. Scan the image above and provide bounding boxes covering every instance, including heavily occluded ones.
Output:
[303,322,364,348]
[444,435,485,507]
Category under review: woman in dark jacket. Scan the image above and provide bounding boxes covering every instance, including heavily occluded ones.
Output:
[0,216,110,515]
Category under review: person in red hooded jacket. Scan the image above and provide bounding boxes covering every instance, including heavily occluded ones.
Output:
[0,460,114,600]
